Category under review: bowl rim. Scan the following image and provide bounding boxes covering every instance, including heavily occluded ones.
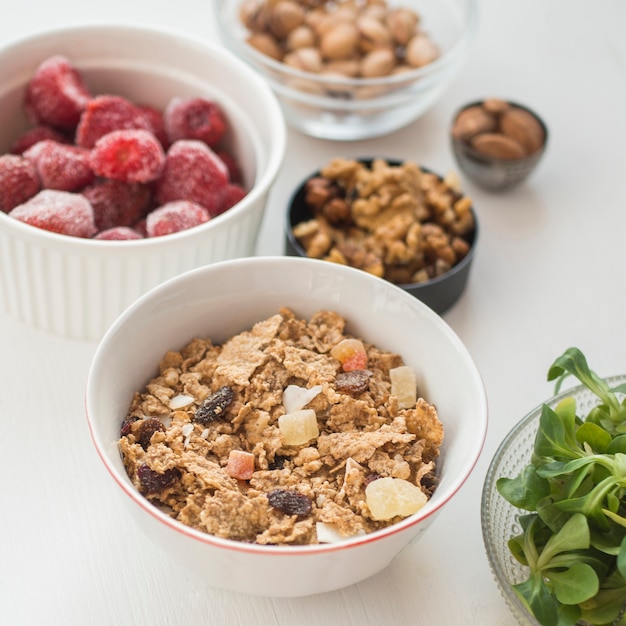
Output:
[0,23,287,248]
[212,0,480,89]
[86,255,488,557]
[481,374,626,624]
[284,157,479,291]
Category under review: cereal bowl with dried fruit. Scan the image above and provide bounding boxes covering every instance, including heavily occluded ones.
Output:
[212,0,479,141]
[451,99,548,191]
[0,24,286,341]
[285,157,478,315]
[86,255,488,597]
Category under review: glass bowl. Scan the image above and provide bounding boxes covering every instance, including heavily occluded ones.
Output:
[212,0,479,141]
[481,375,626,626]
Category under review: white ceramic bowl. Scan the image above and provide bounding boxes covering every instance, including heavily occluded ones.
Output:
[86,255,488,597]
[213,0,479,141]
[0,25,286,341]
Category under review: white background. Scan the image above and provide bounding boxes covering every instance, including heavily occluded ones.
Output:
[2,1,626,624]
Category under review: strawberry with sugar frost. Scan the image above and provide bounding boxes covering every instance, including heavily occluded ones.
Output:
[24,55,92,131]
[90,129,165,183]
[10,189,96,237]
[136,104,169,149]
[24,140,94,191]
[216,183,247,216]
[155,140,229,216]
[163,97,227,147]
[82,179,152,231]
[215,149,242,184]
[0,155,40,213]
[93,226,144,240]
[10,125,69,155]
[145,200,210,237]
[75,95,153,148]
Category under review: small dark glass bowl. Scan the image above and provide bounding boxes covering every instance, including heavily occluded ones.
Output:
[284,159,478,315]
[450,100,548,192]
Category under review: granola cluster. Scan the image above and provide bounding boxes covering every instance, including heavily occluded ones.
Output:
[292,158,475,285]
[119,308,444,545]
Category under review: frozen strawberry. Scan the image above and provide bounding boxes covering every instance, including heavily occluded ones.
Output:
[216,149,242,184]
[93,226,144,240]
[75,95,153,148]
[137,104,169,149]
[81,179,152,230]
[217,183,247,215]
[0,155,40,213]
[163,97,227,147]
[24,140,94,191]
[90,129,165,183]
[24,55,92,131]
[145,200,209,237]
[9,189,96,237]
[10,125,69,155]
[155,140,229,216]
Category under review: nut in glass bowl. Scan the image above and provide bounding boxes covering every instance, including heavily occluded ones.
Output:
[451,99,548,191]
[481,376,626,626]
[212,0,479,141]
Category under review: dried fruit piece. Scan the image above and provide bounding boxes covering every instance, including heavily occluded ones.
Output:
[226,450,255,480]
[24,140,94,191]
[93,226,144,240]
[330,338,368,372]
[138,417,166,450]
[335,369,371,395]
[9,190,96,237]
[0,155,40,213]
[163,97,227,147]
[267,489,312,516]
[389,365,417,409]
[75,95,153,148]
[145,201,210,237]
[10,125,69,155]
[90,129,165,183]
[120,415,140,437]
[24,55,92,130]
[193,386,234,424]
[155,140,229,216]
[278,409,319,445]
[365,476,427,520]
[137,463,180,494]
[82,179,151,231]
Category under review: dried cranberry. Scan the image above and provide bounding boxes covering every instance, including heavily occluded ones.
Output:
[193,386,234,424]
[267,489,312,517]
[120,415,140,437]
[137,417,165,450]
[335,369,371,395]
[137,463,180,494]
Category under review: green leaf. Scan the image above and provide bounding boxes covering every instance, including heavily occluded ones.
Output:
[576,421,612,453]
[497,466,550,510]
[513,573,560,626]
[607,434,626,454]
[619,535,626,578]
[534,404,584,461]
[547,562,599,604]
[537,513,590,570]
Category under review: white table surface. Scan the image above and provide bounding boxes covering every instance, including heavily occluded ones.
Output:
[2,1,626,624]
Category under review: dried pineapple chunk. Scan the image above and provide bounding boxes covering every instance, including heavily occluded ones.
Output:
[278,409,319,445]
[390,365,417,409]
[365,477,427,520]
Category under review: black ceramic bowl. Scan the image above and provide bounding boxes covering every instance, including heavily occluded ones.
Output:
[284,159,478,315]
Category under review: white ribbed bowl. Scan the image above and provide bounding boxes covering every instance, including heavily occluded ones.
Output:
[0,25,286,341]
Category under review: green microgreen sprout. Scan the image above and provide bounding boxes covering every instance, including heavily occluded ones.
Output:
[496,348,626,626]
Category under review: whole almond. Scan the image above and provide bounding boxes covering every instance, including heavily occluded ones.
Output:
[482,98,510,116]
[500,108,545,156]
[452,106,497,141]
[470,133,526,160]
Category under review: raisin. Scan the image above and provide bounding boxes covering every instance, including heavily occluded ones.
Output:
[138,417,165,450]
[120,415,140,437]
[269,455,288,470]
[193,386,234,424]
[137,463,180,494]
[335,369,371,395]
[267,489,312,517]
[364,473,383,487]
